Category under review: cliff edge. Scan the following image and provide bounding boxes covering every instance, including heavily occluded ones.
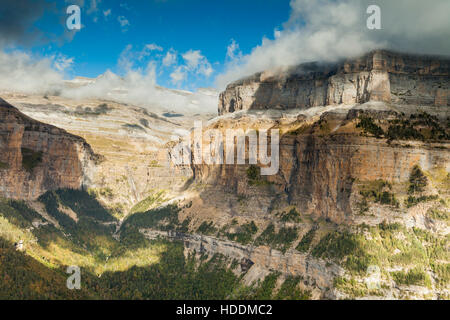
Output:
[0,98,98,200]
[219,50,450,115]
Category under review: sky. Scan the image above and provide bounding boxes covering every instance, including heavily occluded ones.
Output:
[2,0,291,90]
[0,0,449,112]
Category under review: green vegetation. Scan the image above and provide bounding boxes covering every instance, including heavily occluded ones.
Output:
[405,195,439,208]
[356,116,384,138]
[21,148,43,173]
[392,268,432,288]
[255,224,298,253]
[358,180,399,210]
[40,189,113,222]
[129,191,167,214]
[123,204,180,232]
[312,231,362,261]
[224,221,258,245]
[251,272,280,300]
[431,262,450,289]
[0,197,260,300]
[409,112,449,140]
[427,208,449,222]
[296,227,316,253]
[387,112,449,141]
[0,161,9,169]
[0,235,244,299]
[0,198,45,229]
[356,112,449,142]
[408,165,428,194]
[246,165,272,186]
[333,276,382,298]
[197,221,217,236]
[0,238,94,299]
[277,208,302,223]
[404,165,439,208]
[386,120,423,141]
[233,273,310,300]
[275,276,311,300]
[311,221,448,298]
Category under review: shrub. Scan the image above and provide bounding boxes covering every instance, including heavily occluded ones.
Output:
[359,180,398,207]
[275,276,311,300]
[392,268,432,288]
[255,224,298,253]
[277,208,302,223]
[356,116,384,138]
[408,165,428,194]
[226,221,258,245]
[21,148,43,173]
[197,221,217,235]
[296,228,316,253]
[405,195,438,208]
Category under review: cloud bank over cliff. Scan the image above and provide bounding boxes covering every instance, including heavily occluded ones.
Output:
[0,50,217,114]
[216,0,450,88]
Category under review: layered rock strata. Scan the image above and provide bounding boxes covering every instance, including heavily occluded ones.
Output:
[0,98,98,199]
[219,50,450,115]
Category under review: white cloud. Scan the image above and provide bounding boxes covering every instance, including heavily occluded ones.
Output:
[162,49,177,67]
[226,39,242,61]
[181,49,214,77]
[118,44,134,71]
[53,55,74,72]
[170,66,186,84]
[0,48,217,114]
[0,51,64,94]
[199,64,213,77]
[216,0,450,89]
[118,16,130,31]
[145,43,163,52]
[62,65,218,114]
[182,50,203,70]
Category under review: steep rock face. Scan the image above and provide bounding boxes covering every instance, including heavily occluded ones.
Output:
[140,229,342,297]
[0,98,98,200]
[191,107,450,224]
[219,50,450,115]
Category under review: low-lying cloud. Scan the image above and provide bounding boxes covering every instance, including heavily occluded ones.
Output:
[216,0,450,88]
[0,50,217,114]
[0,51,64,93]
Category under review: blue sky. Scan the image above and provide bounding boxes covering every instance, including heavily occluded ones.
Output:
[28,0,291,90]
[2,0,448,96]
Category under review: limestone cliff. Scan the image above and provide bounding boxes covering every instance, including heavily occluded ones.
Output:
[0,98,98,200]
[219,50,450,115]
[191,105,449,224]
[180,51,449,299]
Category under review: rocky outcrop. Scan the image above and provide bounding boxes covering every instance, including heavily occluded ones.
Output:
[191,106,450,224]
[219,50,450,115]
[0,98,98,200]
[140,229,342,297]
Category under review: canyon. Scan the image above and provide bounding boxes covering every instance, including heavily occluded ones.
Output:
[0,50,449,300]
